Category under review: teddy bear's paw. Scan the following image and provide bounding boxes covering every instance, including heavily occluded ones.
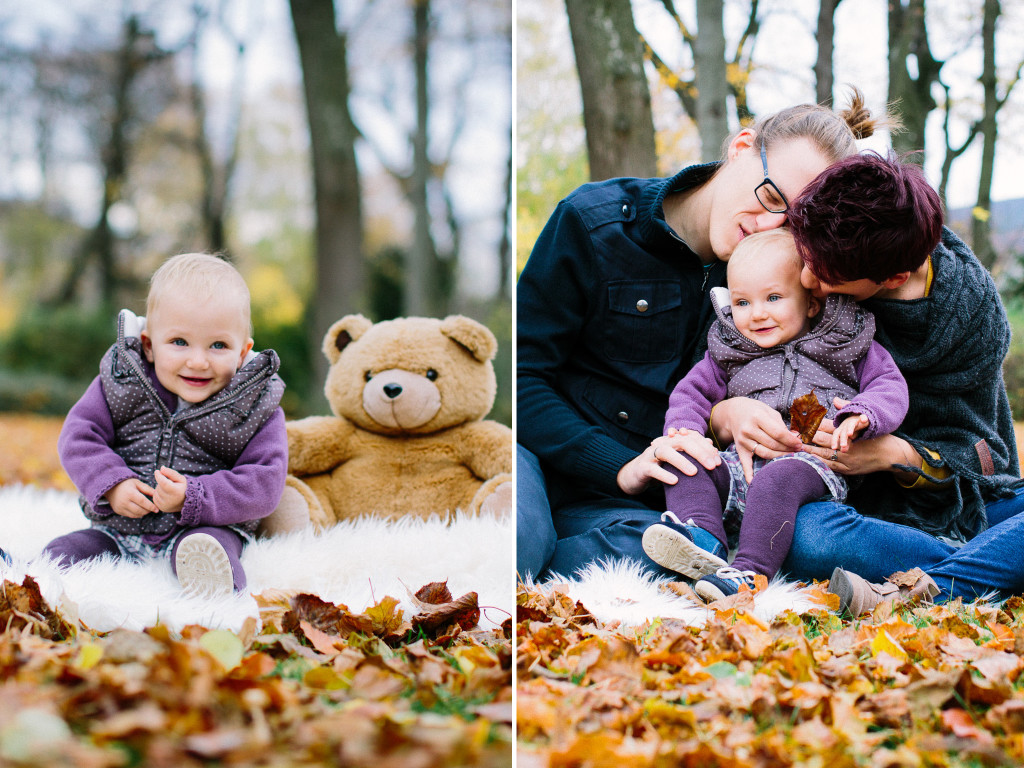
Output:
[478,478,513,517]
[257,484,313,537]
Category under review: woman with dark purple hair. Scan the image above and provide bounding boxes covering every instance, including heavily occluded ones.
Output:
[712,151,1024,614]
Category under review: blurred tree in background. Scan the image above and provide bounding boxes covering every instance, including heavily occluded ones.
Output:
[0,0,513,425]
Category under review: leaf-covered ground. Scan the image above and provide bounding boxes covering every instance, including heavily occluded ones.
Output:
[0,415,513,766]
[517,580,1024,767]
[0,414,75,491]
[0,576,512,766]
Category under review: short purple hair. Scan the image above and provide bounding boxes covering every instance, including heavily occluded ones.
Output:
[787,151,944,285]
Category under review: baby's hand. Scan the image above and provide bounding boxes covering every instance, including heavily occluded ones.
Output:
[105,478,157,518]
[831,414,869,453]
[153,466,188,514]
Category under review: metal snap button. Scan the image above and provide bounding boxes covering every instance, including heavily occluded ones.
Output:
[636,299,649,312]
[616,411,629,423]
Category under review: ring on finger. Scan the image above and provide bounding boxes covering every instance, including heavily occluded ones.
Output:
[830,451,839,462]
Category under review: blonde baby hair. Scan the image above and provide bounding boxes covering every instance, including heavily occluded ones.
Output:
[147,253,252,335]
[727,228,802,277]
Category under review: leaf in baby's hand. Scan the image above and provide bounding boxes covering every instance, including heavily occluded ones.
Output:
[790,391,827,444]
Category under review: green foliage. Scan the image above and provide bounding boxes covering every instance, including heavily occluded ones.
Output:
[367,246,406,321]
[516,148,587,277]
[252,317,312,418]
[0,305,114,380]
[1002,297,1024,421]
[366,246,458,322]
[487,299,513,429]
[0,306,112,412]
[0,369,90,415]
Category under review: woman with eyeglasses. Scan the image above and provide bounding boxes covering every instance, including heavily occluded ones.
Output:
[517,88,879,581]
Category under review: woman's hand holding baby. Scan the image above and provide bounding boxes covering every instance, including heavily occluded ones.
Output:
[105,478,157,518]
[153,466,187,514]
[617,428,720,496]
[710,397,803,483]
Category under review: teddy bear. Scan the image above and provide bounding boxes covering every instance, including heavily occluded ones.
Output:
[260,314,514,533]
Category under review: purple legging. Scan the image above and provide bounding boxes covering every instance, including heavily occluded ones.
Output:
[665,458,827,578]
[43,526,247,591]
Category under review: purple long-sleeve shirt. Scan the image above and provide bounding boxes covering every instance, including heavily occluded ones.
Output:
[58,371,287,529]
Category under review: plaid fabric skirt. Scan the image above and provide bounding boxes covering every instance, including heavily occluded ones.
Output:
[719,445,848,539]
[92,523,255,561]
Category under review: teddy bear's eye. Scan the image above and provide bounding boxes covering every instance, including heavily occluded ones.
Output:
[426,369,439,381]
[364,371,373,382]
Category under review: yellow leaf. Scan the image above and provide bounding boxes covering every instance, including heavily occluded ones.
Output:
[870,629,909,662]
[972,206,991,222]
[304,666,347,690]
[365,595,405,635]
[74,642,104,671]
[199,629,244,671]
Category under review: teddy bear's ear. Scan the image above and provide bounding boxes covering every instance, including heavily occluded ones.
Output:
[323,314,373,365]
[440,315,497,362]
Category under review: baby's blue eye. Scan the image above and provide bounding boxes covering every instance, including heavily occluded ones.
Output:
[768,294,780,302]
[211,341,228,350]
[172,338,187,346]
[736,299,749,307]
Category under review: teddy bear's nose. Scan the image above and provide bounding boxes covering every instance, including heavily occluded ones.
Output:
[383,384,403,399]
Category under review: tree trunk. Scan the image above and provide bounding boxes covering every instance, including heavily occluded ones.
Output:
[498,142,512,301]
[694,0,728,161]
[189,7,247,256]
[887,0,942,162]
[973,0,999,270]
[57,15,143,305]
[565,0,657,180]
[814,0,842,105]
[407,0,432,316]
[289,0,366,404]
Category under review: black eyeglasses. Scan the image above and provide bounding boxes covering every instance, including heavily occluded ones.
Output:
[755,142,790,214]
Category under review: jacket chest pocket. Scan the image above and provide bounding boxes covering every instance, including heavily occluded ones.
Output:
[603,281,683,363]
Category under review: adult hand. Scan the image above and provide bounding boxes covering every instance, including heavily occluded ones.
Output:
[803,397,919,476]
[616,428,720,496]
[105,478,157,518]
[711,397,802,483]
[153,466,188,514]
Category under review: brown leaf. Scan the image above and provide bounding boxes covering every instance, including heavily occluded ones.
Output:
[887,567,929,588]
[415,581,454,604]
[0,576,75,638]
[790,390,827,444]
[942,708,989,740]
[288,593,374,639]
[298,621,345,655]
[412,591,481,637]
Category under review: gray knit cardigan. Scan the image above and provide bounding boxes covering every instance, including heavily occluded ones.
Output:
[851,227,1023,541]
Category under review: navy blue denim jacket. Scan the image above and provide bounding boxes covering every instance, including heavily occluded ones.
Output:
[517,163,727,510]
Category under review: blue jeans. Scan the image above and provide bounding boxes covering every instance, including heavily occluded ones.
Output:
[516,444,676,580]
[782,486,1024,601]
[517,444,556,580]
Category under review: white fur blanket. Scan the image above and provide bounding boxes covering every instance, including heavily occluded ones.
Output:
[0,484,514,634]
[534,559,830,627]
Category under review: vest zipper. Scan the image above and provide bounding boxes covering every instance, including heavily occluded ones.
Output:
[780,348,797,416]
[173,368,272,426]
